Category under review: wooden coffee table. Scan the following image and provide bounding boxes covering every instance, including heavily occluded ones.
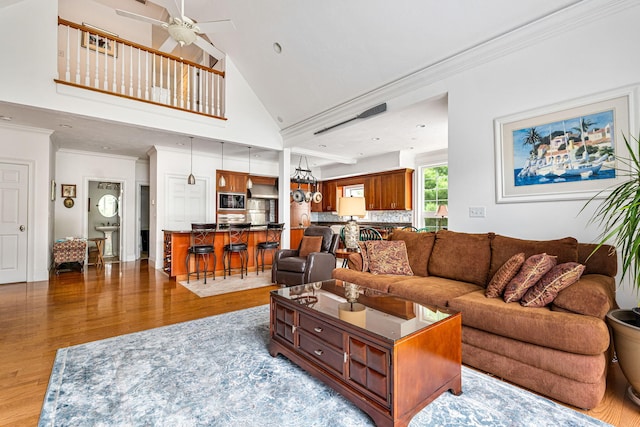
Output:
[269,279,462,427]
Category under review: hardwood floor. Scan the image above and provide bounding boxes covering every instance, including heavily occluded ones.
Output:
[0,261,637,426]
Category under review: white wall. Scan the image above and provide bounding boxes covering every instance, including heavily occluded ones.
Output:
[55,150,138,261]
[446,5,640,308]
[0,123,53,281]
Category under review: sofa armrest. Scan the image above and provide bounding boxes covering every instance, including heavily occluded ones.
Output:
[347,252,364,271]
[303,252,336,283]
[551,274,616,319]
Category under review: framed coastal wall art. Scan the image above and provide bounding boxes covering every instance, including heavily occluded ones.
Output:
[494,86,636,203]
[81,23,118,58]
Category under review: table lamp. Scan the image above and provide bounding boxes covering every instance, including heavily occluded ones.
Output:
[338,196,366,251]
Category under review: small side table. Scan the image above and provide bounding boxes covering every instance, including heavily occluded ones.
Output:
[89,237,105,270]
[335,248,353,268]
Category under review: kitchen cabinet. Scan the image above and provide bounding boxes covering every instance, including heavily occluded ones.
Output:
[363,176,381,211]
[290,228,304,249]
[380,169,412,210]
[217,170,248,193]
[322,180,339,212]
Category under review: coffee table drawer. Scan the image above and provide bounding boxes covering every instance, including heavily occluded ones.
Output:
[299,331,344,375]
[299,312,344,350]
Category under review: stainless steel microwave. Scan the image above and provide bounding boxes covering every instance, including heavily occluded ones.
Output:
[219,192,246,210]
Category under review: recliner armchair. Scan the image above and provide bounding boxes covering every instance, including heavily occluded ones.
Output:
[272,226,339,286]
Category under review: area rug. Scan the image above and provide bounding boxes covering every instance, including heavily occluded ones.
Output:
[39,305,611,427]
[179,270,274,297]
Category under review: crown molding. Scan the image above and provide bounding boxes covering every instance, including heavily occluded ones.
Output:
[281,0,636,142]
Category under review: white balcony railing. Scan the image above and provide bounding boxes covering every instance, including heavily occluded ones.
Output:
[56,18,226,120]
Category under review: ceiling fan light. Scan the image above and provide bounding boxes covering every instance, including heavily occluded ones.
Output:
[167,23,197,46]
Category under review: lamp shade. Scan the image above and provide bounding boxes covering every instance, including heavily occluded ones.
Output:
[337,197,366,218]
[436,205,448,217]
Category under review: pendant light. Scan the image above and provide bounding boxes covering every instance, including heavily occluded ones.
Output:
[187,137,196,185]
[218,141,226,187]
[246,146,253,189]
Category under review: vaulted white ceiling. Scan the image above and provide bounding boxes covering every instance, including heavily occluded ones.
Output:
[2,0,584,167]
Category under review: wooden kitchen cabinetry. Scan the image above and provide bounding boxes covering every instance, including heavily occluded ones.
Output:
[216,170,248,193]
[363,176,381,211]
[380,169,412,210]
[322,180,339,212]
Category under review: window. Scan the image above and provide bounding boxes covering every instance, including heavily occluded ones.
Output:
[343,184,364,198]
[421,165,448,231]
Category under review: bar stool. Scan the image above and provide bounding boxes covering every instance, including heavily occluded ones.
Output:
[223,223,251,279]
[186,223,217,283]
[255,223,285,274]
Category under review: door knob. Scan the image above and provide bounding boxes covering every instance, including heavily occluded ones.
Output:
[19,225,25,231]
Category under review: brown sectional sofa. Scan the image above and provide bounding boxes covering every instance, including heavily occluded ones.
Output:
[332,229,618,409]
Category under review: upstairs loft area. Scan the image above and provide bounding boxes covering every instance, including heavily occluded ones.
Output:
[55,18,226,121]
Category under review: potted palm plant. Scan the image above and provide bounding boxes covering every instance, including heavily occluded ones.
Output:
[583,133,640,406]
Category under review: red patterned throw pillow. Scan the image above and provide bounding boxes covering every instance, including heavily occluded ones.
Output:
[521,262,585,307]
[365,240,414,276]
[503,253,557,303]
[485,253,525,298]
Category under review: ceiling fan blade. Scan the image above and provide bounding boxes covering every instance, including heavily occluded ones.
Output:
[115,9,167,27]
[150,0,181,18]
[195,19,236,34]
[193,36,225,60]
[158,36,179,54]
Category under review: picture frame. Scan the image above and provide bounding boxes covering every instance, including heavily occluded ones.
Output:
[81,23,118,58]
[494,86,636,203]
[61,184,76,198]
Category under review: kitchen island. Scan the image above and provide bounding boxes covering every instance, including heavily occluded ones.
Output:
[163,228,279,279]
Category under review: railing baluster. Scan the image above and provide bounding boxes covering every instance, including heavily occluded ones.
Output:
[173,59,177,107]
[94,33,99,88]
[145,51,149,100]
[159,55,163,102]
[64,25,70,81]
[137,48,141,99]
[75,26,81,84]
[186,64,190,111]
[166,56,171,105]
[112,42,117,92]
[103,37,109,91]
[120,42,125,94]
[129,44,133,96]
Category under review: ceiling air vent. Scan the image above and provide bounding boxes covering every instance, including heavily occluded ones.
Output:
[135,0,147,4]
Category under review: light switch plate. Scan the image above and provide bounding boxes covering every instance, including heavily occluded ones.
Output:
[469,206,486,218]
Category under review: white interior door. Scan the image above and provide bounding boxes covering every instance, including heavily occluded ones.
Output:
[0,163,28,283]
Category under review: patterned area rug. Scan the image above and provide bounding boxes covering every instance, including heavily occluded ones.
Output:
[39,305,611,427]
[179,270,275,297]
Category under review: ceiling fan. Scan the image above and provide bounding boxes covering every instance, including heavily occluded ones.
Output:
[115,0,234,60]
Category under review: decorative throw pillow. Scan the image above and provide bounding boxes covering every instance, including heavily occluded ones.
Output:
[365,240,414,276]
[298,236,323,257]
[357,241,369,272]
[521,263,585,307]
[485,253,525,298]
[503,253,557,303]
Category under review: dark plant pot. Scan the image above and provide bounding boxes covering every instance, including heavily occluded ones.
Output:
[606,309,640,406]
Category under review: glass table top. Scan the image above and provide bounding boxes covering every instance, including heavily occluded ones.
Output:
[271,279,456,341]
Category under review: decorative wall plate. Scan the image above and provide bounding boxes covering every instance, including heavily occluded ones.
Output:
[63,197,75,208]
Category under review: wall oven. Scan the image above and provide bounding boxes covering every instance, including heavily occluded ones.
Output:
[218,192,246,210]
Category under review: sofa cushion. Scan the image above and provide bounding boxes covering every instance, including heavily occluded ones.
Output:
[551,274,616,319]
[503,253,557,303]
[577,243,618,277]
[389,230,435,277]
[387,276,482,308]
[489,235,578,279]
[485,252,525,298]
[448,290,610,355]
[365,241,413,276]
[521,263,585,307]
[332,268,408,293]
[299,236,323,257]
[277,256,307,273]
[428,230,491,286]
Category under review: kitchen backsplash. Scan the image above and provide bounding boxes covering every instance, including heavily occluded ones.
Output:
[312,210,412,224]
